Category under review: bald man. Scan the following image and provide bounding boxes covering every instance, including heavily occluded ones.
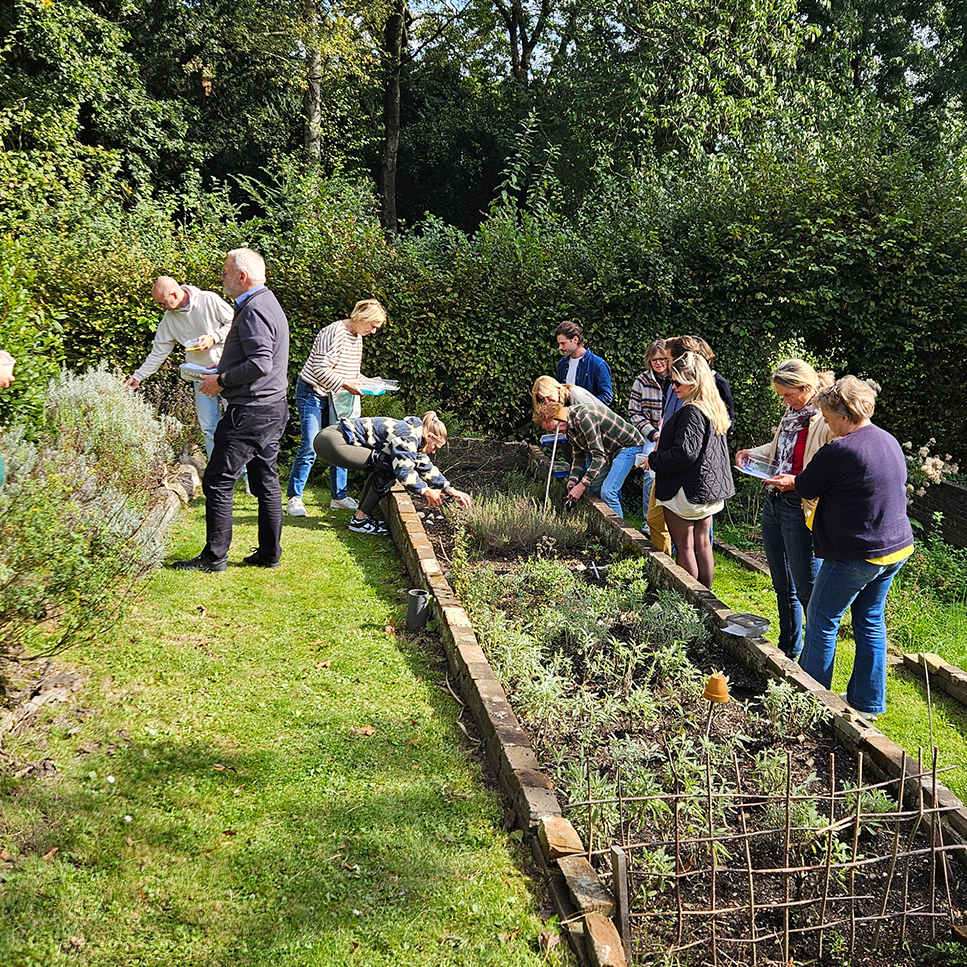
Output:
[126,276,235,458]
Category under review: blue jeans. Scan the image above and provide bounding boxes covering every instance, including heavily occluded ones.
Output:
[286,378,347,501]
[194,384,223,460]
[600,441,655,519]
[195,386,248,482]
[800,557,906,715]
[761,491,820,659]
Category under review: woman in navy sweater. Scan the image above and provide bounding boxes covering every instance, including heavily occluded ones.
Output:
[779,377,913,718]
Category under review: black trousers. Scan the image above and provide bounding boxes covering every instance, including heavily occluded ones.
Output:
[202,398,289,563]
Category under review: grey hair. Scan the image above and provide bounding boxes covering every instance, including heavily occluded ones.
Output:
[226,248,266,283]
[815,375,881,423]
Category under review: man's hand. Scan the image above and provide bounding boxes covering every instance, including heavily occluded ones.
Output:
[424,488,444,506]
[567,480,587,502]
[198,373,222,397]
[195,334,215,351]
[124,377,140,389]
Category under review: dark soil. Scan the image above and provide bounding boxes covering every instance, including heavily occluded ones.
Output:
[424,438,967,967]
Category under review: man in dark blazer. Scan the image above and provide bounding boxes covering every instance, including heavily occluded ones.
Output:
[173,248,290,571]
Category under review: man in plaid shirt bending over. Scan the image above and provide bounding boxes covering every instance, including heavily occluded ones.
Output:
[534,399,645,509]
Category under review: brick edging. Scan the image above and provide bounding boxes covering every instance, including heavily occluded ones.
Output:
[383,449,967,963]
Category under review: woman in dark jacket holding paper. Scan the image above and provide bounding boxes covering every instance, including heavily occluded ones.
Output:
[643,353,734,588]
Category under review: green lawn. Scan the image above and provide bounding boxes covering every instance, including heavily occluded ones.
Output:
[0,489,565,967]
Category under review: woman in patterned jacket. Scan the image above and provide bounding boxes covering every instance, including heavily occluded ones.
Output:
[313,411,472,535]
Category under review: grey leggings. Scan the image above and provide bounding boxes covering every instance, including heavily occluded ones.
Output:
[313,425,394,518]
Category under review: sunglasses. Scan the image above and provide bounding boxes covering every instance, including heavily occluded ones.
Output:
[672,380,682,388]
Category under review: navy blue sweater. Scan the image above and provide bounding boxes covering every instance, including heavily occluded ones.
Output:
[795,424,913,560]
[218,287,290,405]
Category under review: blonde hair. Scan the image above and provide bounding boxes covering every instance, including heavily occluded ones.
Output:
[350,299,387,328]
[671,353,730,435]
[531,375,576,408]
[814,376,880,424]
[772,358,834,395]
[420,411,448,448]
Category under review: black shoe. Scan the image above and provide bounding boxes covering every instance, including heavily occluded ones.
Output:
[171,554,228,573]
[347,515,388,535]
[242,551,280,569]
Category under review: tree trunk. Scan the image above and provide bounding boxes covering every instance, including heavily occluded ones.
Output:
[304,0,322,161]
[380,2,406,237]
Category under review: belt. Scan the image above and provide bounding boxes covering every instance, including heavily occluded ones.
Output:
[766,487,801,500]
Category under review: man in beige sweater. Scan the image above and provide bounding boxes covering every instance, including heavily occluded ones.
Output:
[126,276,235,459]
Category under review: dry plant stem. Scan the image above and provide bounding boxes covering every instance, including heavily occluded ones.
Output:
[935,757,956,935]
[587,753,594,863]
[705,754,718,967]
[783,750,792,965]
[818,751,835,960]
[923,653,935,752]
[873,751,908,948]
[611,845,632,964]
[901,748,927,945]
[850,752,864,957]
[733,753,759,967]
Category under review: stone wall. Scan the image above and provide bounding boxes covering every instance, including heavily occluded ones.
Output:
[908,480,967,548]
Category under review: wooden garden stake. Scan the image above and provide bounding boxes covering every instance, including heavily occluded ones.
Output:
[543,428,560,512]
[922,653,935,754]
[705,753,718,967]
[611,845,632,965]
[818,751,835,960]
[849,752,863,958]
[782,750,792,965]
[873,751,907,949]
[733,754,758,966]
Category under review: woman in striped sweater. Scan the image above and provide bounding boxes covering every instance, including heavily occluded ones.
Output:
[285,299,386,518]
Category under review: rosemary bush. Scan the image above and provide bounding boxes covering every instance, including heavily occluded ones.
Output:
[446,490,587,555]
[0,368,181,658]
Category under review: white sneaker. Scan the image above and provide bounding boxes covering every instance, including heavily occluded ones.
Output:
[287,496,308,517]
[330,496,359,510]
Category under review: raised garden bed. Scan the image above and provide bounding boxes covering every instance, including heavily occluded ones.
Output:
[391,438,967,967]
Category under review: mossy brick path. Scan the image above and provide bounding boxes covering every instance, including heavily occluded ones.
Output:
[0,491,564,967]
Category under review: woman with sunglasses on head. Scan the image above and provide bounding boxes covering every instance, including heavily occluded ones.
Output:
[734,360,835,660]
[642,353,734,588]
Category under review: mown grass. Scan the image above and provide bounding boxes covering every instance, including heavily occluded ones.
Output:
[0,488,567,967]
[713,552,967,802]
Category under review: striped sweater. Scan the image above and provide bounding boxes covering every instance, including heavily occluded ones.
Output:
[298,319,362,396]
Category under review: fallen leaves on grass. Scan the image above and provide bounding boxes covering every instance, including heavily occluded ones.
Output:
[42,847,59,862]
[211,763,237,772]
[316,659,331,669]
[538,928,560,952]
[350,725,377,736]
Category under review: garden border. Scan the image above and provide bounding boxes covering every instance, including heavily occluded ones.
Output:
[384,442,967,966]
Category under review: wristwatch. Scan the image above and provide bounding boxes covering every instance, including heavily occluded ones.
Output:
[216,373,226,388]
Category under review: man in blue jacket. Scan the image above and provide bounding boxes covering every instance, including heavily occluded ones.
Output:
[554,320,613,406]
[173,248,290,572]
